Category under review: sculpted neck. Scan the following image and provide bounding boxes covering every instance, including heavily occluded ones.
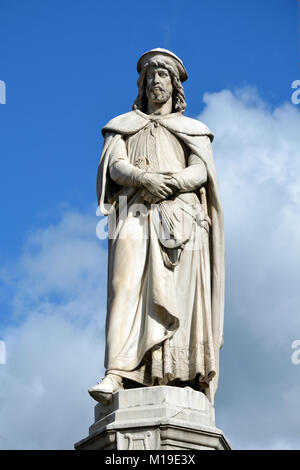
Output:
[147,96,173,115]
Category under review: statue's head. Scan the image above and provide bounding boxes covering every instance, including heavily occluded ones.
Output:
[133,48,188,113]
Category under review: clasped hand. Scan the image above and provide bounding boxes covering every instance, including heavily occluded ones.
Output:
[141,173,180,203]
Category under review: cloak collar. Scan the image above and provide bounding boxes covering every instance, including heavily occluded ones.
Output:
[102,110,214,141]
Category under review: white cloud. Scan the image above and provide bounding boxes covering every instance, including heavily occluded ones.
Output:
[0,314,104,449]
[0,88,300,449]
[0,210,107,449]
[198,88,300,449]
[201,88,300,341]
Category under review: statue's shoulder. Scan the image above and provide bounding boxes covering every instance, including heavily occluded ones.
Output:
[102,111,148,137]
[163,114,214,141]
[101,111,214,141]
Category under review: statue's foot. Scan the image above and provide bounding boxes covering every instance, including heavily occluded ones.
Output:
[88,374,123,404]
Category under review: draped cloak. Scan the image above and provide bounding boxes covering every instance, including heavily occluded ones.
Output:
[97,109,224,403]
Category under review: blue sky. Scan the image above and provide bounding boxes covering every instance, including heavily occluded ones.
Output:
[0,0,300,450]
[0,0,298,264]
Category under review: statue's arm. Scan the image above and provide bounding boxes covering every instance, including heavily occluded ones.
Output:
[108,136,146,187]
[170,154,207,193]
[168,135,214,193]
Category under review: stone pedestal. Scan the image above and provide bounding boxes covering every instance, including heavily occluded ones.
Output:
[75,386,231,450]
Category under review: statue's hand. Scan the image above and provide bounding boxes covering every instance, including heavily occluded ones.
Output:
[141,173,174,199]
[166,176,181,192]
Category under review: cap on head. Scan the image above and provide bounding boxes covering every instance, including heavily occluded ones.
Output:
[137,48,188,82]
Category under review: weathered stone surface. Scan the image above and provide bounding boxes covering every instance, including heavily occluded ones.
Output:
[75,386,231,450]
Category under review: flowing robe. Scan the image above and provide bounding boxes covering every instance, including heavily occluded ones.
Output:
[97,110,224,402]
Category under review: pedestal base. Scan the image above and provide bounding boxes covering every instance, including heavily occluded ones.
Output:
[75,386,231,450]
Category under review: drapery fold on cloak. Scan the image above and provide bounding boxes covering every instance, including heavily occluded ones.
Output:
[96,110,224,402]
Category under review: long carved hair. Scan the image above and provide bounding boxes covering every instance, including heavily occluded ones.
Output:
[132,59,187,113]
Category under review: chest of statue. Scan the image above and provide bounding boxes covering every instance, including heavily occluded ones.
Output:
[125,121,188,174]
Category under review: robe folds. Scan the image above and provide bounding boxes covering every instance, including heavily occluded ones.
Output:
[97,109,224,402]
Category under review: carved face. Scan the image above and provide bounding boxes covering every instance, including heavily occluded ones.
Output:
[145,66,173,105]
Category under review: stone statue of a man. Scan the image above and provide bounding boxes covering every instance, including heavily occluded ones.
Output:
[89,48,224,405]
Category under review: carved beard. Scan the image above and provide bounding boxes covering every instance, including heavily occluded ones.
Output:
[146,85,172,104]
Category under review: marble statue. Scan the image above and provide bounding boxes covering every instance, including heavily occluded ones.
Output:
[89,48,224,405]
